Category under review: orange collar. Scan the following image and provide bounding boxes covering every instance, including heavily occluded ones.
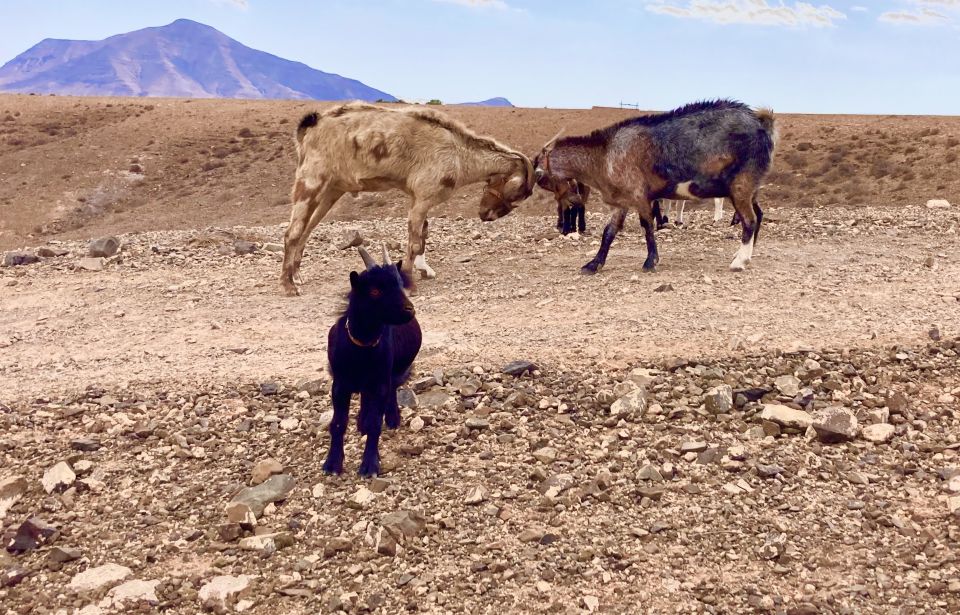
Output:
[346,320,380,348]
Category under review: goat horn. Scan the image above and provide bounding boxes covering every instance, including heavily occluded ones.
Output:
[381,242,391,265]
[540,128,564,155]
[357,246,377,270]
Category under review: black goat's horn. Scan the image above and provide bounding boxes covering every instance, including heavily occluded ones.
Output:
[381,243,391,265]
[358,246,376,270]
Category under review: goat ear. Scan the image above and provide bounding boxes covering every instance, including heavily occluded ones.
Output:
[349,271,360,289]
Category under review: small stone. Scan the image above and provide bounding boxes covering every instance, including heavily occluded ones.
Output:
[811,407,859,443]
[0,475,28,520]
[465,417,490,430]
[49,546,82,563]
[760,404,812,431]
[324,537,353,558]
[279,417,298,430]
[397,388,418,409]
[381,510,427,540]
[1,567,30,587]
[238,532,294,552]
[337,229,364,250]
[70,438,101,452]
[233,240,257,255]
[78,257,105,272]
[926,199,951,209]
[259,381,279,396]
[68,563,132,592]
[756,463,785,479]
[637,487,664,501]
[36,246,68,257]
[862,423,895,444]
[503,360,537,376]
[611,387,647,418]
[774,375,801,397]
[88,236,120,257]
[704,385,733,415]
[929,327,942,342]
[6,516,58,552]
[198,575,255,608]
[373,526,397,556]
[758,532,787,560]
[107,579,161,606]
[409,416,425,432]
[42,461,76,494]
[251,459,284,485]
[583,595,600,612]
[638,464,663,482]
[2,251,40,267]
[532,447,558,463]
[230,474,296,517]
[464,485,488,505]
[347,487,376,509]
[519,527,546,543]
[887,391,909,414]
[948,495,960,517]
[419,390,452,408]
[262,242,283,252]
[680,441,708,454]
[225,502,257,526]
[654,283,674,292]
[536,580,551,594]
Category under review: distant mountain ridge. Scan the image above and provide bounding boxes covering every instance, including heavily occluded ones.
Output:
[457,97,513,107]
[0,19,396,102]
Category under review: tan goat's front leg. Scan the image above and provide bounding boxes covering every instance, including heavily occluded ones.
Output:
[403,201,436,282]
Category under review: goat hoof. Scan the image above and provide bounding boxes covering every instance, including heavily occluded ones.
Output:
[580,263,601,275]
[385,413,400,430]
[322,459,344,475]
[358,459,381,478]
[281,282,300,297]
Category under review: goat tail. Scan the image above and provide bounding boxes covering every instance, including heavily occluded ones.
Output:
[295,111,320,165]
[755,107,779,148]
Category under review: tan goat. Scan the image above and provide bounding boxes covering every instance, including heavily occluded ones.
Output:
[281,103,535,296]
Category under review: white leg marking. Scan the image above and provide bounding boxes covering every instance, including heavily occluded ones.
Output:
[678,201,686,225]
[714,198,724,222]
[414,254,436,279]
[729,240,754,271]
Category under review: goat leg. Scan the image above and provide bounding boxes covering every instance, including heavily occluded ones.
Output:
[323,383,351,475]
[581,207,627,275]
[358,391,385,478]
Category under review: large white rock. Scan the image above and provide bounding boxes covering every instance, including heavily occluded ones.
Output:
[69,563,132,592]
[42,462,76,494]
[760,404,813,430]
[103,579,160,606]
[862,423,895,443]
[926,199,952,209]
[198,575,255,607]
[0,475,28,519]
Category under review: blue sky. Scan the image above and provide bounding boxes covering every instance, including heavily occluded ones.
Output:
[1,0,958,114]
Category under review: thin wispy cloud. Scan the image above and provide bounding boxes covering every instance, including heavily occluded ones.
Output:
[645,1,846,28]
[432,0,509,9]
[880,0,960,25]
[210,0,250,9]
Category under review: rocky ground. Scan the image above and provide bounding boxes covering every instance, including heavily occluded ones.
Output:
[2,204,960,614]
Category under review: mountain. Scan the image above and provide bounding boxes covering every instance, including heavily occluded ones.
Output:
[457,97,514,107]
[0,19,396,102]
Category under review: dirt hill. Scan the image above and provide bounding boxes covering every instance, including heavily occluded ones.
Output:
[1,94,958,251]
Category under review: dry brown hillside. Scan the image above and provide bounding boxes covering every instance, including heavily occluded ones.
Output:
[1,94,958,250]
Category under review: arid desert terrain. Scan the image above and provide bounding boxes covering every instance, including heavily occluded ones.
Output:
[1,95,960,614]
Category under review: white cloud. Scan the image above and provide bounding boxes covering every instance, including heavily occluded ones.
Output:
[879,8,949,23]
[879,0,960,24]
[210,0,249,9]
[645,1,846,28]
[850,5,868,12]
[433,0,509,9]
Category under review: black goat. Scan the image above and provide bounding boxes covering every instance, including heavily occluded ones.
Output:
[536,173,589,235]
[325,245,422,477]
[534,100,777,273]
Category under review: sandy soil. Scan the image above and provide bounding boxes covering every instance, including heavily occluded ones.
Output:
[1,97,960,615]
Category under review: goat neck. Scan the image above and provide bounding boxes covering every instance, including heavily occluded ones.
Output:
[343,309,385,348]
[548,141,606,188]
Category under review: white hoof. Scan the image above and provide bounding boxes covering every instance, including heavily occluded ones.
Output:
[729,260,746,272]
[418,267,436,280]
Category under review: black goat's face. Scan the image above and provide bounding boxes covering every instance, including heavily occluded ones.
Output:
[349,266,415,325]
